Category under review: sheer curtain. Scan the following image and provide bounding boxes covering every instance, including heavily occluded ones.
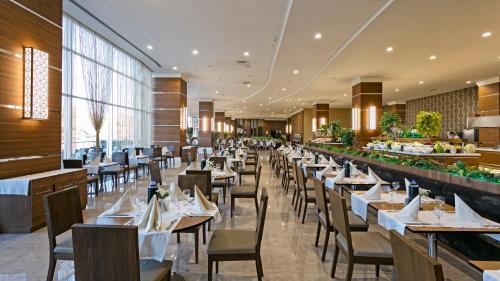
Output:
[62,15,153,158]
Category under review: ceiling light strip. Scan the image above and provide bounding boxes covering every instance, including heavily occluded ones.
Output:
[269,0,395,105]
[222,0,294,106]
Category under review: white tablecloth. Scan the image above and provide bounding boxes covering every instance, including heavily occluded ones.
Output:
[0,169,82,195]
[351,193,434,221]
[485,270,500,281]
[378,210,500,236]
[100,197,221,261]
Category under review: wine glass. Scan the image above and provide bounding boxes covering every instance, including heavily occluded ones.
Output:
[433,206,444,225]
[435,196,445,208]
[390,182,400,201]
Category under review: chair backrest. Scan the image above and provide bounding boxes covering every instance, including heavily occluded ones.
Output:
[72,224,140,281]
[112,152,128,166]
[149,162,162,185]
[313,178,329,224]
[389,230,445,281]
[178,174,208,197]
[296,164,308,198]
[187,153,193,165]
[255,165,263,192]
[256,188,269,250]
[44,187,83,250]
[152,147,162,158]
[209,156,226,169]
[143,147,153,157]
[63,159,83,169]
[184,170,212,196]
[203,149,208,160]
[328,189,352,256]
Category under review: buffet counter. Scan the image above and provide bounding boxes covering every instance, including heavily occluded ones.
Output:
[364,147,481,166]
[478,148,500,170]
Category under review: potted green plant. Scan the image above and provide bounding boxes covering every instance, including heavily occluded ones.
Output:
[380,112,402,138]
[329,120,343,141]
[339,128,355,147]
[416,111,443,137]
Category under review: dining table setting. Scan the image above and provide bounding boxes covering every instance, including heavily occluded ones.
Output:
[96,183,222,262]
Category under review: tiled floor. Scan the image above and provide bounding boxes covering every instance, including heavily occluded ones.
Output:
[0,152,482,280]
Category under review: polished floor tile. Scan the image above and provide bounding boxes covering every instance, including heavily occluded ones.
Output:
[0,152,482,280]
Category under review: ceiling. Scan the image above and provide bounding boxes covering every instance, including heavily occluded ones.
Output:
[65,0,500,119]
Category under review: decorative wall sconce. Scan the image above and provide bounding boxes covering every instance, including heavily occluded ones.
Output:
[368,106,377,130]
[230,125,234,133]
[180,107,187,129]
[23,47,49,119]
[312,118,317,132]
[286,124,289,134]
[217,121,222,132]
[319,117,326,126]
[288,124,292,134]
[202,117,208,132]
[352,107,360,131]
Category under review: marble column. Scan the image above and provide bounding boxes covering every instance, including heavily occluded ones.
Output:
[152,77,187,156]
[352,78,383,146]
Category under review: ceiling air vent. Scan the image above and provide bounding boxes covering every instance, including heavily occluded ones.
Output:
[236,60,250,68]
[428,88,439,92]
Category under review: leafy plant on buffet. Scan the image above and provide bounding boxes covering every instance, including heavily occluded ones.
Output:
[339,128,355,147]
[329,120,343,141]
[380,112,402,137]
[306,142,500,184]
[416,111,443,137]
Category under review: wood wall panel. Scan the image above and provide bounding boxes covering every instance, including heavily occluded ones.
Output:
[262,120,286,135]
[352,81,382,146]
[198,101,214,147]
[478,82,500,146]
[329,108,352,128]
[0,0,62,179]
[152,78,187,156]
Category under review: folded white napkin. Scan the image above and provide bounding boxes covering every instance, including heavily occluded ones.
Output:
[100,190,139,216]
[130,149,136,157]
[139,149,144,156]
[404,178,411,196]
[194,185,216,213]
[364,181,382,200]
[169,182,186,201]
[454,194,490,225]
[223,162,234,174]
[367,167,382,184]
[203,160,214,171]
[138,195,162,232]
[316,164,333,180]
[332,169,345,183]
[349,161,361,176]
[395,195,421,223]
[319,155,329,164]
[329,157,339,167]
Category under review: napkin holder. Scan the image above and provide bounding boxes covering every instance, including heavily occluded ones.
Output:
[147,180,158,203]
[404,180,419,206]
[314,153,319,164]
[343,161,351,178]
[200,159,206,170]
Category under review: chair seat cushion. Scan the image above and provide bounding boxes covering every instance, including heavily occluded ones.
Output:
[300,190,316,200]
[140,259,172,281]
[337,232,392,259]
[207,229,257,255]
[87,175,99,182]
[212,181,226,188]
[231,187,255,196]
[347,211,369,231]
[238,168,255,175]
[54,236,73,255]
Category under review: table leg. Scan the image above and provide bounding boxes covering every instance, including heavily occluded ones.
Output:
[427,233,437,259]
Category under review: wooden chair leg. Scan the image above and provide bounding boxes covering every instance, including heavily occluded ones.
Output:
[215,260,219,273]
[46,257,56,281]
[346,260,354,281]
[297,198,302,217]
[376,264,380,277]
[331,244,340,278]
[194,231,199,264]
[176,233,180,243]
[315,221,321,247]
[202,223,206,244]
[208,256,213,281]
[231,197,235,218]
[256,254,263,281]
[321,230,330,261]
[254,197,259,214]
[301,202,307,224]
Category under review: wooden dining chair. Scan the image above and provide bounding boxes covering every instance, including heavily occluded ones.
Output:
[329,190,393,280]
[149,162,162,185]
[389,230,444,281]
[63,159,99,195]
[230,165,262,218]
[72,224,172,281]
[100,153,125,189]
[184,170,219,204]
[313,178,368,261]
[238,155,259,185]
[43,187,83,281]
[207,188,269,281]
[209,156,230,203]
[282,156,295,193]
[296,164,316,224]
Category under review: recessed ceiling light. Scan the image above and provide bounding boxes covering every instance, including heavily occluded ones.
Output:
[297,98,301,101]
[259,103,263,106]
[243,51,250,56]
[343,93,347,97]
[386,46,394,52]
[281,88,286,91]
[482,31,492,38]
[172,66,178,70]
[466,81,472,84]
[246,84,251,87]
[293,70,299,74]
[268,97,272,100]
[418,81,424,84]
[395,88,400,92]
[192,49,199,55]
[215,90,219,94]
[429,55,437,60]
[147,45,153,50]
[314,33,322,39]
[302,102,305,105]
[242,100,246,103]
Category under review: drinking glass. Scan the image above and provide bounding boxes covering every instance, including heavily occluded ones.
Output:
[435,196,445,208]
[390,182,400,201]
[433,207,444,225]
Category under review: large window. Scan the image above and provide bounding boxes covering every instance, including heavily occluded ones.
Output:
[62,15,152,158]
